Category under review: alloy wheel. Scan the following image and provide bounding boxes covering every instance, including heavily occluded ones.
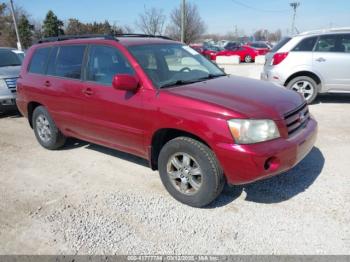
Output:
[166,152,202,195]
[291,80,315,102]
[36,114,52,143]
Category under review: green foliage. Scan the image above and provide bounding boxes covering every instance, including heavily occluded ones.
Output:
[18,14,34,49]
[65,18,124,35]
[42,10,64,37]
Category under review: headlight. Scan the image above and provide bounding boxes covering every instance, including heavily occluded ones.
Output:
[228,119,280,144]
[0,79,7,90]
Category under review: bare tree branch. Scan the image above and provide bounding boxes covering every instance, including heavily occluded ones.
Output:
[135,7,165,35]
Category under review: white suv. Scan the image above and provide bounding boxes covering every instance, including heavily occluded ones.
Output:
[261,28,350,103]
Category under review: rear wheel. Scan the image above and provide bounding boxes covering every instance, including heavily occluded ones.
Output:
[287,76,318,104]
[32,106,66,150]
[158,137,225,207]
[244,55,252,63]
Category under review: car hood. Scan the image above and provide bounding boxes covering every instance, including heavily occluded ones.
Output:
[165,76,304,119]
[0,66,21,78]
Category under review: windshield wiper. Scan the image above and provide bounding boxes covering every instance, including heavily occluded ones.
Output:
[159,79,198,89]
[0,64,21,67]
[159,74,227,89]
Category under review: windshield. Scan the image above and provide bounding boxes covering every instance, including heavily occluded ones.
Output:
[0,50,22,67]
[128,44,225,88]
[271,37,292,53]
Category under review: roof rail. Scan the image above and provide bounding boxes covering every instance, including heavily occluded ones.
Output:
[114,33,173,40]
[37,34,116,44]
[37,33,173,44]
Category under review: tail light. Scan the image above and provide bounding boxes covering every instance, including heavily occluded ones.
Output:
[272,52,289,65]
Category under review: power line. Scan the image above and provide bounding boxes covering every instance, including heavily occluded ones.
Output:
[231,0,290,13]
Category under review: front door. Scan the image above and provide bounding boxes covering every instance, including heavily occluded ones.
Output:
[79,44,146,157]
[313,34,350,92]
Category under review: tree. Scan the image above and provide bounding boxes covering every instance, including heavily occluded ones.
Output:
[166,2,206,44]
[65,19,124,35]
[18,14,34,48]
[135,7,165,35]
[42,10,64,37]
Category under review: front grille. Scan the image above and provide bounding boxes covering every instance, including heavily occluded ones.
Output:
[284,102,310,136]
[4,77,18,93]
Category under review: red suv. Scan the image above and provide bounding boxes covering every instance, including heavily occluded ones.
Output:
[16,34,318,207]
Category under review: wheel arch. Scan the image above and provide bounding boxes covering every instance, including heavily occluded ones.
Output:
[149,128,211,170]
[284,71,322,89]
[27,101,43,128]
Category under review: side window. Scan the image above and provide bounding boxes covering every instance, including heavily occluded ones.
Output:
[293,37,317,51]
[28,47,51,74]
[315,35,338,52]
[86,45,134,85]
[340,34,350,53]
[48,45,86,79]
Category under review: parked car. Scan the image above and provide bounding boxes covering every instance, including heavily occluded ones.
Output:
[246,41,271,55]
[202,45,223,60]
[261,28,350,103]
[215,45,259,62]
[223,41,240,50]
[16,34,317,207]
[0,48,25,113]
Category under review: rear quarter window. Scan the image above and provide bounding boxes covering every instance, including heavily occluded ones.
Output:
[28,47,51,74]
[293,36,317,51]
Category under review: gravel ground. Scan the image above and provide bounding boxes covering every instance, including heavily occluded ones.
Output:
[0,76,350,254]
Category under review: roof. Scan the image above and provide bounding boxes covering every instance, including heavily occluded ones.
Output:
[297,27,350,37]
[35,34,179,47]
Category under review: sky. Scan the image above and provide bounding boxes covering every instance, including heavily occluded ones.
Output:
[11,0,350,35]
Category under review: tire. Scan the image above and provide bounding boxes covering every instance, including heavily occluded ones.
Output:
[286,76,319,104]
[158,137,225,207]
[32,106,66,150]
[244,55,252,63]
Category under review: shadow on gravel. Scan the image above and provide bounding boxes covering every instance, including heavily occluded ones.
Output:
[208,147,324,207]
[0,110,22,119]
[86,143,149,167]
[314,93,350,104]
[62,138,149,167]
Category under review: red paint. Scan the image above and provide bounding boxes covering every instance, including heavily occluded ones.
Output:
[17,37,317,185]
[214,45,260,62]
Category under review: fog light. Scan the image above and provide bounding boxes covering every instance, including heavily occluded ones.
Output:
[264,157,279,171]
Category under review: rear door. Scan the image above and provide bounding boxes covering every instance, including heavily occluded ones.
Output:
[44,44,89,135]
[79,44,146,156]
[313,34,350,91]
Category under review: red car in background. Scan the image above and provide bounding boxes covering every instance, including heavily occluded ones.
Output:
[246,41,271,55]
[190,44,222,61]
[215,45,260,63]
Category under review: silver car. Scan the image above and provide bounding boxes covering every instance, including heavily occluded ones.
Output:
[0,48,24,113]
[261,28,350,103]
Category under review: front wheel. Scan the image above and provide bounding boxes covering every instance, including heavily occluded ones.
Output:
[33,106,66,150]
[158,137,225,207]
[287,76,318,104]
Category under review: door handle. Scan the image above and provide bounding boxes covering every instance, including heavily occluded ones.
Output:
[316,57,326,62]
[82,87,94,96]
[44,80,51,87]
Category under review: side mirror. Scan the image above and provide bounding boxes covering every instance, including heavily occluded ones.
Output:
[112,74,139,91]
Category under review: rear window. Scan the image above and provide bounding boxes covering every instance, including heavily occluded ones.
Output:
[293,36,317,51]
[28,47,51,74]
[271,37,291,52]
[47,45,86,79]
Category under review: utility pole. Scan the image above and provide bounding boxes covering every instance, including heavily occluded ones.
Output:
[181,0,185,43]
[9,0,22,50]
[290,2,300,35]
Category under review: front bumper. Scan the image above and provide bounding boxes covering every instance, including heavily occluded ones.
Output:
[215,118,318,185]
[0,94,17,112]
